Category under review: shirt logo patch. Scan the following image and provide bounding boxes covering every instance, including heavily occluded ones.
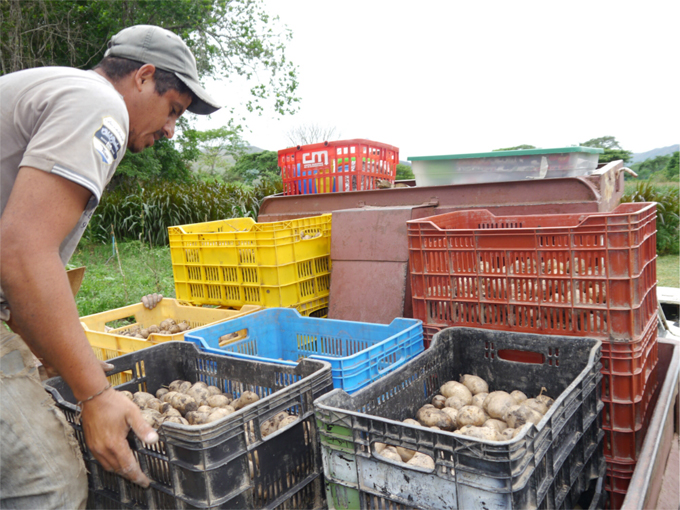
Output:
[93,117,125,164]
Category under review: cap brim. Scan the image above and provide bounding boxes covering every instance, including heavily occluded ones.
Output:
[175,72,221,115]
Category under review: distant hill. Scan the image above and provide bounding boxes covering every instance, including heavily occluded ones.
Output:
[631,144,679,163]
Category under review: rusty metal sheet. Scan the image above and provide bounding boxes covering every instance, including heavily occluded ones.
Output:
[329,261,408,324]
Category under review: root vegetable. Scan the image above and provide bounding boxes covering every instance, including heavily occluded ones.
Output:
[483,419,507,433]
[471,392,488,408]
[168,380,188,392]
[197,405,213,413]
[416,406,454,430]
[375,442,387,454]
[207,394,232,408]
[162,415,189,425]
[535,388,554,409]
[207,408,233,423]
[500,428,516,440]
[378,447,402,463]
[147,325,160,334]
[278,415,298,428]
[406,452,435,469]
[161,391,178,403]
[141,409,163,428]
[160,318,176,331]
[460,374,489,395]
[164,407,181,417]
[403,418,420,426]
[187,386,210,405]
[397,446,416,462]
[132,392,155,409]
[140,329,150,339]
[232,391,260,410]
[510,390,528,404]
[170,393,198,415]
[207,385,222,396]
[185,411,210,425]
[456,406,487,427]
[178,321,190,332]
[444,396,468,410]
[484,391,515,420]
[503,405,543,429]
[456,425,499,441]
[431,395,446,409]
[177,381,192,394]
[522,398,548,416]
[156,388,169,400]
[440,381,472,404]
[440,407,458,428]
[169,324,181,334]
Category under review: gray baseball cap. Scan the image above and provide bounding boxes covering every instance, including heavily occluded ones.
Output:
[105,25,220,115]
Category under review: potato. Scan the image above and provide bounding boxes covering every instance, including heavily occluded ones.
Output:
[197,405,213,414]
[161,391,178,403]
[185,411,210,425]
[162,415,189,426]
[471,392,488,409]
[177,381,192,394]
[460,374,489,395]
[500,428,516,441]
[147,325,160,334]
[396,446,416,462]
[403,418,420,426]
[440,381,472,404]
[431,395,446,409]
[207,394,232,408]
[260,418,279,437]
[510,390,527,404]
[146,398,172,414]
[483,419,507,433]
[456,406,487,427]
[503,405,543,429]
[522,398,548,416]
[232,391,260,410]
[169,324,181,334]
[141,409,163,428]
[406,452,435,469]
[444,396,468,411]
[206,408,233,423]
[164,407,181,417]
[178,321,190,332]
[120,390,134,401]
[440,407,458,428]
[456,425,499,441]
[192,381,208,390]
[156,388,169,400]
[140,328,150,339]
[484,391,515,420]
[170,393,198,416]
[416,406,454,430]
[207,385,223,397]
[168,380,188,392]
[159,318,176,331]
[187,386,210,405]
[132,392,155,409]
[278,415,298,429]
[535,393,554,409]
[375,442,387,454]
[378,447,402,463]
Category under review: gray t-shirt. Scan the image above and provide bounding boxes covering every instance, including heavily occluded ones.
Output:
[0,67,128,321]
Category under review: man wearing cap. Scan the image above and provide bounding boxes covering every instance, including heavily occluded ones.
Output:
[0,25,220,507]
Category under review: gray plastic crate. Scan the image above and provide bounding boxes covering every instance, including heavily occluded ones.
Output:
[46,341,332,509]
[314,327,604,510]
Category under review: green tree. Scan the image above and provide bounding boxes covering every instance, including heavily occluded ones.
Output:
[580,136,632,164]
[664,151,679,181]
[493,145,536,151]
[396,163,415,180]
[230,150,280,184]
[630,153,672,180]
[194,123,248,178]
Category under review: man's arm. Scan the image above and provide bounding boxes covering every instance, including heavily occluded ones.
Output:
[0,167,157,486]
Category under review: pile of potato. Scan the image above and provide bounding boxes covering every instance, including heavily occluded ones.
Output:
[118,319,191,339]
[410,374,554,441]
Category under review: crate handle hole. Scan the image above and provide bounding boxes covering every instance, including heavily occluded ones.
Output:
[497,349,545,364]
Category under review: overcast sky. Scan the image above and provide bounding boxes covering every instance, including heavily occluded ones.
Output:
[196,0,679,159]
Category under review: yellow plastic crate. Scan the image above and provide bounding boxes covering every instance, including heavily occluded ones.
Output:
[81,299,261,384]
[169,214,332,308]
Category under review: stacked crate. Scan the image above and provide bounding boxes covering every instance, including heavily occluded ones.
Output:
[168,214,332,317]
[406,202,659,508]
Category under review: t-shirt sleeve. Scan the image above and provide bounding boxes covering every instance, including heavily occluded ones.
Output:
[17,77,128,204]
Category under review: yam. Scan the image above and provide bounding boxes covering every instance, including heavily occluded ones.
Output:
[406,452,435,469]
[456,406,487,427]
[484,391,515,420]
[510,390,528,404]
[460,374,489,395]
[503,405,543,429]
[440,381,472,404]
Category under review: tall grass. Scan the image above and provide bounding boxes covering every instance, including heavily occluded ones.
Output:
[622,181,679,255]
[85,177,281,246]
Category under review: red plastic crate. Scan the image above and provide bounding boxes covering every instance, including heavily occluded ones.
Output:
[278,139,399,196]
[408,202,658,340]
[422,324,442,349]
[601,317,658,403]
[602,357,658,430]
[605,459,635,509]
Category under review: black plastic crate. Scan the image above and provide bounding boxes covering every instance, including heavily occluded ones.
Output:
[314,327,604,510]
[45,341,332,509]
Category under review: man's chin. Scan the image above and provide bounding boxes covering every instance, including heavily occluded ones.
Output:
[127,141,154,153]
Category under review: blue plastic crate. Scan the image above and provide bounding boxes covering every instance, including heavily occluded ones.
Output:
[185,308,424,394]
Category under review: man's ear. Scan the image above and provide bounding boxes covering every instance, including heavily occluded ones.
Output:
[133,63,157,91]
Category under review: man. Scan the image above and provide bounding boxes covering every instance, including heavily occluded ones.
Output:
[0,25,220,508]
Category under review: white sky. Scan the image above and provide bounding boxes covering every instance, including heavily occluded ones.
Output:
[195,0,679,158]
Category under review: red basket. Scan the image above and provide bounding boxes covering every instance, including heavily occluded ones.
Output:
[407,202,658,340]
[605,460,636,509]
[278,139,399,196]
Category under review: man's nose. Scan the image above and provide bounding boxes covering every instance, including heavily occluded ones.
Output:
[163,118,176,140]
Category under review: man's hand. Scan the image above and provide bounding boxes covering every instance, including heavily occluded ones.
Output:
[141,293,163,310]
[80,388,158,487]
